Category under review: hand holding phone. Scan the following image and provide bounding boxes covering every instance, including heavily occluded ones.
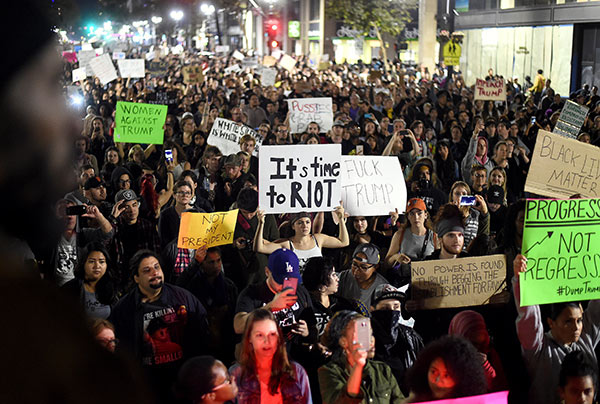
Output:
[282,277,298,295]
[165,149,173,162]
[66,205,87,216]
[460,195,477,206]
[354,318,371,351]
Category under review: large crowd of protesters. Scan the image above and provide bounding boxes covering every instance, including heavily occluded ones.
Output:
[40,43,600,404]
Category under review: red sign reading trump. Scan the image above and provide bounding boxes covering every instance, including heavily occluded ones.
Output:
[475,78,506,101]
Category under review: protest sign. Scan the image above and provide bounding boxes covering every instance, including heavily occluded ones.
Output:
[340,156,407,216]
[72,67,86,83]
[89,54,118,85]
[259,144,342,214]
[117,59,145,78]
[261,68,277,87]
[224,64,241,74]
[77,50,97,76]
[520,198,600,306]
[553,100,588,139]
[474,78,506,101]
[368,71,383,82]
[62,52,77,63]
[207,118,263,157]
[411,254,507,310]
[279,54,297,71]
[147,91,179,106]
[318,62,331,71]
[287,98,333,133]
[147,61,168,77]
[414,391,508,404]
[145,51,156,61]
[524,130,600,198]
[232,50,245,60]
[178,210,238,249]
[215,45,230,53]
[114,101,168,144]
[263,55,277,67]
[242,57,260,69]
[182,65,204,84]
[112,51,126,60]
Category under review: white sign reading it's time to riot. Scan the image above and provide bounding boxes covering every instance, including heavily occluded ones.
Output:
[259,144,342,214]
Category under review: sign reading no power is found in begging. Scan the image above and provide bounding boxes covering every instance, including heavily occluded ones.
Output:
[520,198,600,306]
[259,144,342,214]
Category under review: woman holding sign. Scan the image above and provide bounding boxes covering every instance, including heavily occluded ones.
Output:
[254,204,349,273]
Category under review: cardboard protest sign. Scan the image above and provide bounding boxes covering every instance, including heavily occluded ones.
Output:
[207,118,263,157]
[72,67,87,83]
[77,50,97,76]
[287,98,333,133]
[178,210,238,249]
[520,198,600,306]
[259,144,342,214]
[147,91,179,106]
[474,78,506,101]
[263,55,277,67]
[524,130,600,198]
[340,156,407,216]
[414,391,508,404]
[368,71,383,82]
[411,254,507,309]
[89,54,118,85]
[279,54,297,71]
[553,100,588,139]
[62,52,77,63]
[114,101,167,144]
[232,50,245,60]
[147,61,168,77]
[261,68,277,87]
[112,52,126,60]
[182,65,204,85]
[117,59,145,78]
[318,62,331,71]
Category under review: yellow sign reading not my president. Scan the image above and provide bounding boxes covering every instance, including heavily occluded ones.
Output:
[177,210,238,249]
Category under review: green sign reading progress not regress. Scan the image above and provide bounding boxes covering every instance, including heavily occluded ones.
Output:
[114,101,167,145]
[520,198,600,306]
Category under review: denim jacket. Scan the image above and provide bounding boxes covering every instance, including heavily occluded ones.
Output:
[230,362,312,404]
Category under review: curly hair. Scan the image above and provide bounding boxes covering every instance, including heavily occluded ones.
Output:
[240,309,295,395]
[406,336,487,400]
[320,310,364,362]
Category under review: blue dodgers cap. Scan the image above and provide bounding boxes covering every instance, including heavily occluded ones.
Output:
[268,248,301,284]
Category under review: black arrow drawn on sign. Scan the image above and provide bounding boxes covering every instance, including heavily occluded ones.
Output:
[524,231,554,255]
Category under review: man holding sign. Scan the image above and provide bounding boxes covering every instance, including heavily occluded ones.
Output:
[512,252,600,404]
[513,197,600,404]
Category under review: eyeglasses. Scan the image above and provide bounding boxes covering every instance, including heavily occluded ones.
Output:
[212,376,233,392]
[351,260,374,272]
[176,191,192,196]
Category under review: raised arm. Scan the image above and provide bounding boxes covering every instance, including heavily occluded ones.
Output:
[316,203,349,249]
[253,210,288,254]
[512,254,544,353]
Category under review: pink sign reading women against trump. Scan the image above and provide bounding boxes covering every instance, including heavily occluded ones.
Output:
[287,97,333,133]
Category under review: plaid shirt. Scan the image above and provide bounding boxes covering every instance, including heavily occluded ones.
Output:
[173,248,192,277]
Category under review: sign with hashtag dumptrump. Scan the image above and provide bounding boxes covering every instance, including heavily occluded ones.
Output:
[520,198,600,306]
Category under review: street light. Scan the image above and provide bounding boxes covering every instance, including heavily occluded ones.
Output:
[151,16,163,24]
[170,10,184,21]
[201,4,215,15]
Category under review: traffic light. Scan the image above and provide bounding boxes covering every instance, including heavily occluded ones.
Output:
[265,17,280,50]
